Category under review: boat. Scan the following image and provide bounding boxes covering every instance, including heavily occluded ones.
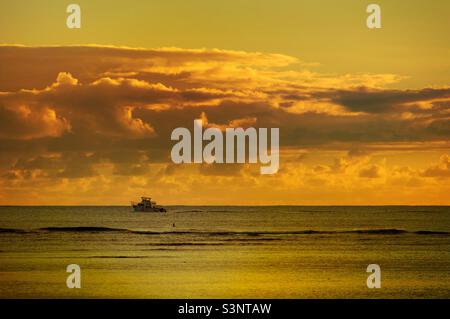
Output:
[131,197,167,212]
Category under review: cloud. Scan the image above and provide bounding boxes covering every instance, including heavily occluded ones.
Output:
[0,45,448,150]
[0,45,448,204]
[421,155,450,178]
[0,45,297,91]
[325,87,450,113]
[0,99,69,139]
[359,164,384,178]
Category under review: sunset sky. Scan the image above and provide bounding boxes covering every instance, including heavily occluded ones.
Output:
[0,0,449,205]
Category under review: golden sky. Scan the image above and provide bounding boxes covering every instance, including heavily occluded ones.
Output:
[0,1,449,205]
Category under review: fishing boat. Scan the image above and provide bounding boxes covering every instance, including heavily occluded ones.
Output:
[131,197,167,212]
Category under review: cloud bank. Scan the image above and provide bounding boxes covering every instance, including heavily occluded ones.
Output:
[0,45,448,204]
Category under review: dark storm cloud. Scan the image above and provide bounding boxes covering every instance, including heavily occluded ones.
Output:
[322,87,450,113]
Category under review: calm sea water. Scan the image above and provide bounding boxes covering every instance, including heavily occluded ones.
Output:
[0,206,449,298]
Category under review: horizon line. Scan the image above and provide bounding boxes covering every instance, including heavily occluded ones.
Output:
[0,204,449,207]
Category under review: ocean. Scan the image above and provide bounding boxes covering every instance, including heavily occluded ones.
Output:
[0,206,449,298]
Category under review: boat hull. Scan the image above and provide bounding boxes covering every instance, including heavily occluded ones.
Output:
[132,205,166,213]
